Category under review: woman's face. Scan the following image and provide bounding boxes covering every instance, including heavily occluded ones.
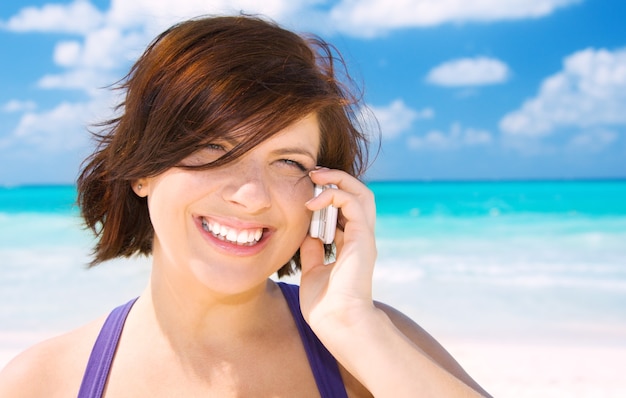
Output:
[141,113,320,294]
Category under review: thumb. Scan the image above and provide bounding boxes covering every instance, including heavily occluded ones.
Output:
[299,235,325,275]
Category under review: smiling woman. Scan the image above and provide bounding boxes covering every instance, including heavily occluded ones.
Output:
[0,15,490,398]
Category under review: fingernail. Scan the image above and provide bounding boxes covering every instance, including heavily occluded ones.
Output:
[309,166,328,175]
[305,193,320,206]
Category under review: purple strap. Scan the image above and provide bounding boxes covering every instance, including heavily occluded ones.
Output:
[277,282,348,398]
[77,297,137,398]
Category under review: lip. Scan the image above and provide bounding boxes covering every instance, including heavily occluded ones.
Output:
[194,215,273,256]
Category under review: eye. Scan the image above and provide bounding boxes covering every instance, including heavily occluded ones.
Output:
[279,158,307,172]
[206,143,226,151]
[181,142,228,166]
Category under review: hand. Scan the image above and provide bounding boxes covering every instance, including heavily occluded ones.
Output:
[298,168,378,334]
[298,170,489,398]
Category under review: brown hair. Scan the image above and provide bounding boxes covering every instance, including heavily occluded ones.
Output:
[77,15,373,276]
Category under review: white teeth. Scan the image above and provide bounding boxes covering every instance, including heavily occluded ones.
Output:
[236,230,249,244]
[226,229,238,242]
[202,218,263,246]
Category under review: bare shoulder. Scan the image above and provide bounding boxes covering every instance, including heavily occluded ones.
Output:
[0,316,105,398]
[374,301,491,397]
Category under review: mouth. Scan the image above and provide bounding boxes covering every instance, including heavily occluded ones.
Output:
[201,218,265,246]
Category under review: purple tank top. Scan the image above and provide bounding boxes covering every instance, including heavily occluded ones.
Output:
[77,282,348,397]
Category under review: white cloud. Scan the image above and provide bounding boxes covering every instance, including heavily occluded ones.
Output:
[408,122,492,150]
[329,0,582,37]
[3,91,117,153]
[105,0,300,34]
[567,129,618,152]
[11,102,92,151]
[38,69,117,96]
[426,57,510,87]
[2,100,37,113]
[369,100,433,139]
[2,0,105,34]
[54,41,82,67]
[40,26,148,93]
[500,47,626,136]
[88,28,133,69]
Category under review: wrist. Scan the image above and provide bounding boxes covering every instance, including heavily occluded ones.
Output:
[309,301,389,351]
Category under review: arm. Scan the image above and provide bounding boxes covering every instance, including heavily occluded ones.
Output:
[375,302,492,397]
[0,339,64,397]
[0,321,102,398]
[299,168,490,397]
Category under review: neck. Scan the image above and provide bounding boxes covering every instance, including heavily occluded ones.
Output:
[154,275,279,340]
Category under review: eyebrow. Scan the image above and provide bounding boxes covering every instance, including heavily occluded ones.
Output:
[271,147,317,160]
[220,134,318,161]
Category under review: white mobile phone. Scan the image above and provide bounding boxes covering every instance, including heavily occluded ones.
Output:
[309,184,338,244]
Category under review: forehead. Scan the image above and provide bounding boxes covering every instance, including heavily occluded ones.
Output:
[238,113,320,155]
[273,113,319,141]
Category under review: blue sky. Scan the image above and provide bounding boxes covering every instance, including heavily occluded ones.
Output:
[1,0,625,184]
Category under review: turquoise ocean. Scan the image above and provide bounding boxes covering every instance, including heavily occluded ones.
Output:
[1,180,625,351]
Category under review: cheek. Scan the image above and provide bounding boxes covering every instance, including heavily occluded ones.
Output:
[278,173,314,198]
[278,178,314,229]
[146,188,181,243]
[146,173,197,237]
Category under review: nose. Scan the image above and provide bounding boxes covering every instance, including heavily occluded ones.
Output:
[221,161,272,214]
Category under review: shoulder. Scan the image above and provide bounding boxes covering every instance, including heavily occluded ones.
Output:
[374,301,490,396]
[374,301,438,344]
[374,301,461,367]
[0,317,105,398]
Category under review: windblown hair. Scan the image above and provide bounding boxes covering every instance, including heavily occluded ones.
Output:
[77,15,373,277]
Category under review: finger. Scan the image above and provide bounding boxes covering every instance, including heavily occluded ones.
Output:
[306,187,375,234]
[299,235,326,275]
[333,228,344,254]
[307,170,376,231]
[309,168,370,198]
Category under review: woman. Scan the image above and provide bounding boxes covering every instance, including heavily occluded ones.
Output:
[0,15,490,397]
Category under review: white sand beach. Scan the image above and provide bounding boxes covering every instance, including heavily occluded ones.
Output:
[446,340,626,398]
